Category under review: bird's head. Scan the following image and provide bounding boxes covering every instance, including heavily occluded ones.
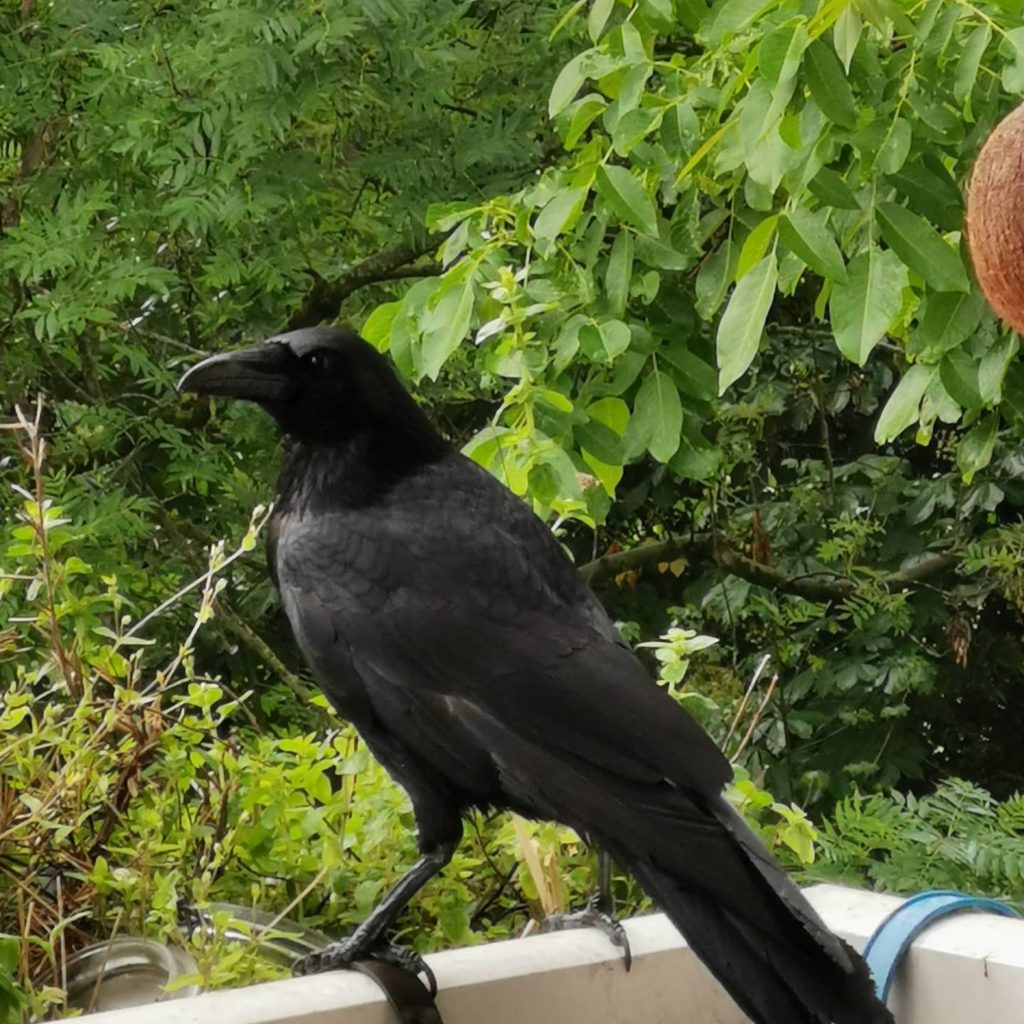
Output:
[177,327,434,447]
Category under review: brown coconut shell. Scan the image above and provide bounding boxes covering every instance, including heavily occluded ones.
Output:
[965,103,1024,335]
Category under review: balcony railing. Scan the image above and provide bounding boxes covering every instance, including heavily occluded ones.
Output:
[80,884,1024,1024]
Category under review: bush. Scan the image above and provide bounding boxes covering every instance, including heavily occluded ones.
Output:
[806,777,1024,909]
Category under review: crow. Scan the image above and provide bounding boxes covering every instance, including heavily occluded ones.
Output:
[178,327,893,1024]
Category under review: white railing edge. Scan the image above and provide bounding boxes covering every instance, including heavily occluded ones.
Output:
[78,884,1024,1024]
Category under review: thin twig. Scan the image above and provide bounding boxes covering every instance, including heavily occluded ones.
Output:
[723,654,771,753]
[731,674,780,763]
[119,505,272,645]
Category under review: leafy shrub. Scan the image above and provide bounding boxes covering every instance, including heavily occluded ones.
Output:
[806,777,1024,910]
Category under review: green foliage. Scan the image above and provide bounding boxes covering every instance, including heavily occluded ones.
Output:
[808,778,1024,911]
[5,0,1024,1011]
[0,936,27,1024]
[4,0,1024,811]
[370,0,1024,506]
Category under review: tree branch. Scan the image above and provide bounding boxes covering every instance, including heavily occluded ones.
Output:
[578,534,959,602]
[369,264,443,284]
[285,231,447,330]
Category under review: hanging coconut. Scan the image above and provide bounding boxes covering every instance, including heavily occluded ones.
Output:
[965,103,1024,334]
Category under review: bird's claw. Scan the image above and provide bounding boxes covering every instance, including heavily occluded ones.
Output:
[538,896,632,970]
[293,937,437,996]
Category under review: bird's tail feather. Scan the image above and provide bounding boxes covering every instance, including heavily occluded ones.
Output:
[598,797,893,1024]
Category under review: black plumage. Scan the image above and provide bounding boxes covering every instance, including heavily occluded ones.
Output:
[178,327,893,1024]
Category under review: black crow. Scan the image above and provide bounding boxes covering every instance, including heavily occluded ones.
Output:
[178,327,892,1024]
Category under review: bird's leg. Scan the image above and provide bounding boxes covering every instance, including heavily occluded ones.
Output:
[293,841,456,993]
[596,845,613,915]
[537,849,632,969]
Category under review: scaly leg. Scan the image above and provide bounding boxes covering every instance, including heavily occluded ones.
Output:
[293,841,456,994]
[538,849,632,969]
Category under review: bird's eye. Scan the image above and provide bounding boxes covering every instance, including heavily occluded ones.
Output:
[308,352,329,369]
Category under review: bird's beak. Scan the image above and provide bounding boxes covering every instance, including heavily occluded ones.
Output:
[176,344,296,402]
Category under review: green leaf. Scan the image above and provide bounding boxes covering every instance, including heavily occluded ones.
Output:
[808,167,860,210]
[955,24,991,104]
[549,52,588,117]
[803,39,857,128]
[439,904,471,944]
[588,0,615,41]
[661,101,700,159]
[779,209,847,282]
[580,319,632,362]
[670,433,722,480]
[606,230,634,317]
[632,368,683,462]
[833,4,863,72]
[562,94,607,149]
[642,0,675,26]
[634,234,694,270]
[580,396,630,491]
[858,0,915,34]
[979,334,1018,404]
[533,186,589,244]
[872,117,912,175]
[677,0,709,30]
[419,271,475,379]
[662,346,718,401]
[737,80,794,192]
[887,156,963,232]
[907,291,985,360]
[612,64,652,117]
[595,164,659,236]
[874,363,937,442]
[612,106,664,156]
[829,247,907,364]
[588,396,630,436]
[957,413,998,483]
[696,240,736,320]
[598,319,632,361]
[760,23,810,85]
[940,350,984,410]
[702,0,774,46]
[1001,26,1024,93]
[578,418,623,464]
[361,301,401,351]
[535,388,574,414]
[876,203,969,292]
[717,253,778,393]
[737,215,778,280]
[0,936,20,976]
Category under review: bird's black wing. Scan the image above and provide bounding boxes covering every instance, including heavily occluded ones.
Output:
[273,454,732,794]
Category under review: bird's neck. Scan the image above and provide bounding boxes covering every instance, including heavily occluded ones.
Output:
[276,425,447,514]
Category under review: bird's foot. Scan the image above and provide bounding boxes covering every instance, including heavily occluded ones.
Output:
[293,936,436,995]
[538,895,632,970]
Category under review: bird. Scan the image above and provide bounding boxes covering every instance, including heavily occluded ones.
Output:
[178,326,893,1024]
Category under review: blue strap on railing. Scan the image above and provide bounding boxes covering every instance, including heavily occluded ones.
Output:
[863,889,1021,1001]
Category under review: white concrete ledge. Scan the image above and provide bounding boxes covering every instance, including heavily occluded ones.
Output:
[81,885,1024,1024]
